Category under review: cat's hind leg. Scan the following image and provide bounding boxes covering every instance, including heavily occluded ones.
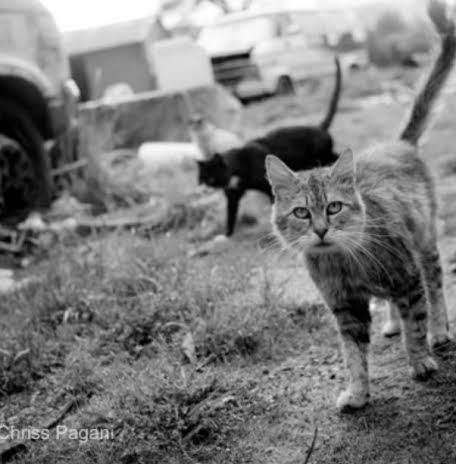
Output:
[420,245,453,351]
[394,275,438,380]
[382,301,401,338]
[332,300,371,412]
[369,298,401,337]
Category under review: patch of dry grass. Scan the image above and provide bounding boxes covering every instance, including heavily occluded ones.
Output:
[0,228,324,463]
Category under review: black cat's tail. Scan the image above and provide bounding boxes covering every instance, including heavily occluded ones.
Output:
[400,0,456,145]
[319,56,342,131]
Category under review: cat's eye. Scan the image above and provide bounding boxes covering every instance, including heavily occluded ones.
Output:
[292,207,310,219]
[327,201,343,215]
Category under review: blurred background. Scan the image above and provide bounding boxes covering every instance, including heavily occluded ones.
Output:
[44,0,456,102]
[1,0,456,227]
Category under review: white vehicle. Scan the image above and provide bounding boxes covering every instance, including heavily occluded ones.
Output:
[197,7,367,99]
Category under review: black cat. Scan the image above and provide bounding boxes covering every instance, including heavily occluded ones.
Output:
[197,57,342,237]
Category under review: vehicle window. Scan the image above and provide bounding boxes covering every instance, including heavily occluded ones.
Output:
[198,16,277,51]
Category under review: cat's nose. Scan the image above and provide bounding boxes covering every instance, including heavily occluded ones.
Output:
[314,227,328,240]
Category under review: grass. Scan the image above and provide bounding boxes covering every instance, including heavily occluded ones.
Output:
[0,229,326,463]
[1,65,456,463]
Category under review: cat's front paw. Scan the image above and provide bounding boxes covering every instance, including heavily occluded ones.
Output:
[382,320,401,338]
[336,388,369,413]
[429,332,454,352]
[410,356,438,380]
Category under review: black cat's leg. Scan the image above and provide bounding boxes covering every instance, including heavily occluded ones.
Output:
[225,189,243,237]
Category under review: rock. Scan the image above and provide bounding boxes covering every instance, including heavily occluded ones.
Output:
[18,212,46,232]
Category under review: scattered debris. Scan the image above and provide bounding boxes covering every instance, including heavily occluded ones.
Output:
[188,234,230,258]
[0,268,39,294]
[181,332,197,364]
[303,426,318,464]
[47,193,91,220]
[0,226,26,253]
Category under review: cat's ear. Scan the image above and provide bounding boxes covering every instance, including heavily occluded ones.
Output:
[212,153,224,164]
[331,148,355,181]
[265,155,299,197]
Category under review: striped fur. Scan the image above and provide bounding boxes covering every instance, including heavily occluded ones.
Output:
[265,0,455,412]
[400,0,456,144]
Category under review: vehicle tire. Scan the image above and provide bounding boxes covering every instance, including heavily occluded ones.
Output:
[0,96,52,221]
[276,76,295,96]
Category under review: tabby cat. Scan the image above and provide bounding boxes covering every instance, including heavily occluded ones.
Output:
[198,56,341,236]
[265,0,455,412]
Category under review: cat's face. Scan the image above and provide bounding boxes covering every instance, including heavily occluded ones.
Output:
[265,150,365,255]
[189,116,205,131]
[197,154,229,188]
[189,116,212,134]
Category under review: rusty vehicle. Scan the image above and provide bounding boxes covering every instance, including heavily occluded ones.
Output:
[0,0,79,223]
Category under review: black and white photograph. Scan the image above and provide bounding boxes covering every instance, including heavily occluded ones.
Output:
[0,0,456,462]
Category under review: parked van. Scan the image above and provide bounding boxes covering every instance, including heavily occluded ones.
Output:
[0,0,79,220]
[197,7,366,99]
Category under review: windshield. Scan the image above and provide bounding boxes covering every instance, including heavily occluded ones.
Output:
[198,16,276,53]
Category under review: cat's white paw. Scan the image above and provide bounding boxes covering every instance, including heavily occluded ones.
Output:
[382,320,401,338]
[336,388,369,413]
[213,234,229,244]
[410,356,438,380]
[428,332,454,352]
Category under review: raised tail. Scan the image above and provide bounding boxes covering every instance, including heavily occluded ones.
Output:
[320,56,342,131]
[400,0,456,145]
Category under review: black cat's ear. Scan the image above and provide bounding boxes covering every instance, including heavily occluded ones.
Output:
[330,148,355,181]
[212,153,225,165]
[265,154,299,198]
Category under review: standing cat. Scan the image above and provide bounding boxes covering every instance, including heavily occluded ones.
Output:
[265,0,455,412]
[198,56,342,237]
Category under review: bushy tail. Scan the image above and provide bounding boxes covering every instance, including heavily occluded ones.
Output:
[400,0,456,145]
[320,56,342,131]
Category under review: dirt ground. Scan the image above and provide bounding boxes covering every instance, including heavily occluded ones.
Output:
[1,66,456,463]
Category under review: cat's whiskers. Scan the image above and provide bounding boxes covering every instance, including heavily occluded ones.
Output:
[355,230,410,263]
[334,236,369,276]
[336,233,390,283]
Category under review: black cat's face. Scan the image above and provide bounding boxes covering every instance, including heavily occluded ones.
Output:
[197,154,229,188]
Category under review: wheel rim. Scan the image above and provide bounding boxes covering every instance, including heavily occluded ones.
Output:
[0,136,36,220]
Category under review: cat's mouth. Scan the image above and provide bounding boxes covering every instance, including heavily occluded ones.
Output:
[312,240,334,250]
